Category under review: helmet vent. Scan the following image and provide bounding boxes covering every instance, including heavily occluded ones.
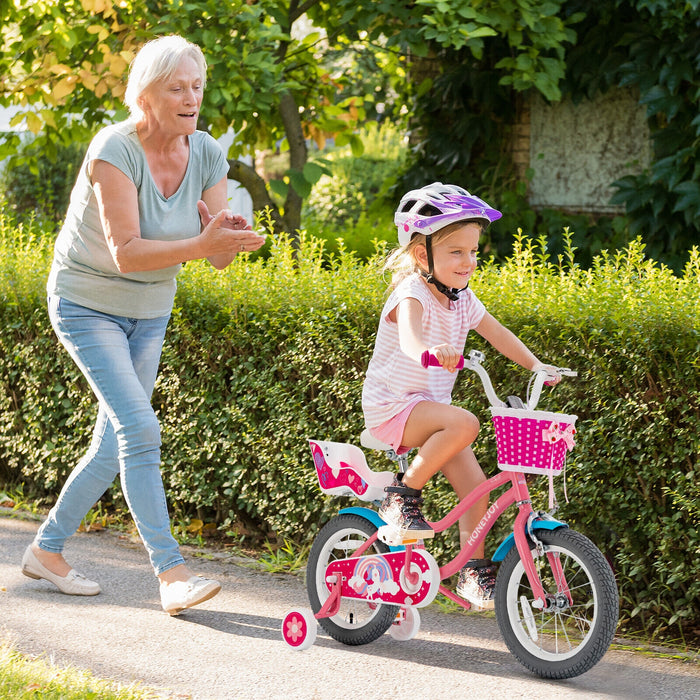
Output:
[417,204,441,217]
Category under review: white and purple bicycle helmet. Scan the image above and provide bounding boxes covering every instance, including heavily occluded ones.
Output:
[395,182,502,301]
[395,182,502,246]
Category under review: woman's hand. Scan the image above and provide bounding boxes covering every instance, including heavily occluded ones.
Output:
[429,343,462,373]
[197,200,266,257]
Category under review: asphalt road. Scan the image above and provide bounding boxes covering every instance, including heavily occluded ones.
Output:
[1,514,699,700]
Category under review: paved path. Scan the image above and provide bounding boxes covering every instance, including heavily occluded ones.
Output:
[1,515,699,700]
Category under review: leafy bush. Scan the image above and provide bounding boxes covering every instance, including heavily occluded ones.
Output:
[0,136,86,224]
[302,122,403,259]
[1,213,698,643]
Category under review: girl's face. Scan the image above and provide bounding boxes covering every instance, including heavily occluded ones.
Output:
[418,222,481,298]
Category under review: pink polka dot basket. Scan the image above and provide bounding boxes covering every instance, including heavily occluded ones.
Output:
[490,407,577,474]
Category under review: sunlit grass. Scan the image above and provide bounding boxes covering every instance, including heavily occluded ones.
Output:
[0,640,162,700]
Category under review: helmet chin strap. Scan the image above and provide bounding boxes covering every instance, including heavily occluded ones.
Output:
[421,236,468,302]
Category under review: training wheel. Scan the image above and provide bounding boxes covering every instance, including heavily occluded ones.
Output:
[282,608,317,650]
[389,606,420,641]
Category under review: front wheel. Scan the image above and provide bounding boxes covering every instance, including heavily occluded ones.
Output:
[306,513,398,645]
[495,528,619,679]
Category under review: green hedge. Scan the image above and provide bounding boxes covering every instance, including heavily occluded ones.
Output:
[1,215,698,643]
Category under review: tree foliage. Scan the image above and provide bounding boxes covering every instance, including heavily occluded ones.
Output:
[1,0,581,235]
[567,0,700,269]
[401,0,700,270]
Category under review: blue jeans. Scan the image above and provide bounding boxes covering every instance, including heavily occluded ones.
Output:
[36,296,185,575]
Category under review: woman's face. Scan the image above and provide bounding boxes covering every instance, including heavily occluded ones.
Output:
[139,55,204,136]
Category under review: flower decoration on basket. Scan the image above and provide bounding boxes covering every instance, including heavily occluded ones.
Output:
[542,422,577,450]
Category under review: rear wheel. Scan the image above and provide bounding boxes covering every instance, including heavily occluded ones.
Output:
[306,513,398,645]
[495,528,618,679]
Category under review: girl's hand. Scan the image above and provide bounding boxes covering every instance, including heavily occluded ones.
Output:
[429,344,462,373]
[532,362,562,385]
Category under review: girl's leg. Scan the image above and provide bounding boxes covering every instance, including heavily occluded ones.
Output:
[400,401,480,489]
[38,297,184,576]
[402,401,487,555]
[440,446,488,558]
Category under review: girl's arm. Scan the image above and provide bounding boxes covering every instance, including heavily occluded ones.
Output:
[475,311,560,380]
[394,298,463,372]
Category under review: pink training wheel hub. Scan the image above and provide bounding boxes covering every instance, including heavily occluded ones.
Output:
[281,608,317,650]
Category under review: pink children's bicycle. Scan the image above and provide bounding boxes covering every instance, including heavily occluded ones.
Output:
[281,350,619,679]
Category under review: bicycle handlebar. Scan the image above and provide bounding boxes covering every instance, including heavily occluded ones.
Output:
[422,349,577,410]
[420,350,465,370]
[526,366,576,410]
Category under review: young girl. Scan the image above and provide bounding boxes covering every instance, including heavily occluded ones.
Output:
[361,182,561,608]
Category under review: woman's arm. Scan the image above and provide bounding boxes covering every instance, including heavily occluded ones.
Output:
[200,177,236,269]
[198,177,266,270]
[92,162,263,273]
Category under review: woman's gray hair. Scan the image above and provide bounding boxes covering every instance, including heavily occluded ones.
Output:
[124,35,207,120]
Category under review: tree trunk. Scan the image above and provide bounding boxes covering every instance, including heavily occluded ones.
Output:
[227,158,286,234]
[279,89,308,238]
[226,90,307,243]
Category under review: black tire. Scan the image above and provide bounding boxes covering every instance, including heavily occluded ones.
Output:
[306,513,398,645]
[495,528,619,679]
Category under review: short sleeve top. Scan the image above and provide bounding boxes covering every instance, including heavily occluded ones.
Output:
[47,120,229,318]
[362,273,486,429]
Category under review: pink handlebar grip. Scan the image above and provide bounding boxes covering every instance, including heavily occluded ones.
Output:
[421,351,465,370]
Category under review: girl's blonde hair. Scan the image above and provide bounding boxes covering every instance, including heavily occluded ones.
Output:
[383,219,485,288]
[124,35,207,121]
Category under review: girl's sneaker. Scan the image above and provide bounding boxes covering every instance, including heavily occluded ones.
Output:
[378,475,403,524]
[379,478,434,540]
[456,560,497,610]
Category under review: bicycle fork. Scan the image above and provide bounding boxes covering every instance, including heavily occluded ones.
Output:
[511,475,571,609]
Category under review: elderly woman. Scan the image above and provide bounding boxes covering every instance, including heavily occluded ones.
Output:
[20,35,265,614]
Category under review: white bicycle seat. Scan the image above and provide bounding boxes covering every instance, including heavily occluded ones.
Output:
[359,429,394,453]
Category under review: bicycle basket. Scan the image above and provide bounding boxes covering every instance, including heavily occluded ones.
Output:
[490,407,577,474]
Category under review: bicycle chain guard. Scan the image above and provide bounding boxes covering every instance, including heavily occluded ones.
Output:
[323,549,440,608]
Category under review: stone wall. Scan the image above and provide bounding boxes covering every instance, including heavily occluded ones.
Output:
[513,88,651,214]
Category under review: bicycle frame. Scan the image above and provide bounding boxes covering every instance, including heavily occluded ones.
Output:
[338,469,559,610]
[308,351,577,617]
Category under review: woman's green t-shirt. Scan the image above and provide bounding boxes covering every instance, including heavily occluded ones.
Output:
[47,120,229,318]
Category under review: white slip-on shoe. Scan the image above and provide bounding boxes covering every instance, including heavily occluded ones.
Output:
[21,545,101,596]
[160,576,221,616]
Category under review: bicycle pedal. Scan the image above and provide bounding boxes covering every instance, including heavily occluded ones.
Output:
[377,525,422,547]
